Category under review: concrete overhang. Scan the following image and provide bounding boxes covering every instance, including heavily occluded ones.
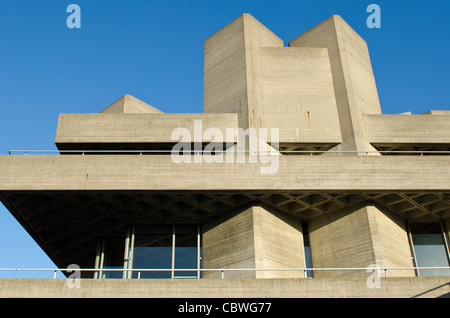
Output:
[55,113,240,148]
[1,154,449,271]
[1,155,449,192]
[364,114,450,145]
[55,112,342,151]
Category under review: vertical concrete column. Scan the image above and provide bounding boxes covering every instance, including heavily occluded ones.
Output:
[202,205,305,278]
[308,205,415,278]
[202,207,256,278]
[252,206,305,278]
[290,15,382,153]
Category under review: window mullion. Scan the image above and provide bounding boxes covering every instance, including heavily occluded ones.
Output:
[129,224,135,277]
[171,224,176,279]
[439,222,450,264]
[197,223,201,279]
[123,227,131,279]
[406,222,420,277]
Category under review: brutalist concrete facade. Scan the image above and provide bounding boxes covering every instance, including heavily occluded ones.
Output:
[0,14,449,297]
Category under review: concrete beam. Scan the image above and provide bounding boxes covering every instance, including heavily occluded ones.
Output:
[55,113,239,144]
[0,155,449,191]
[0,277,448,298]
[364,114,450,144]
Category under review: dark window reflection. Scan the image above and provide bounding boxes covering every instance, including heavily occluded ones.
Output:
[102,236,125,279]
[409,223,450,277]
[132,224,173,278]
[302,222,313,278]
[98,223,201,279]
[174,224,198,277]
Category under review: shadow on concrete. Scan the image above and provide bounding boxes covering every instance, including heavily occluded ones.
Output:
[412,282,450,298]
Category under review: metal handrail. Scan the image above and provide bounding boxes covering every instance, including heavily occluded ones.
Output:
[8,149,450,155]
[1,266,449,279]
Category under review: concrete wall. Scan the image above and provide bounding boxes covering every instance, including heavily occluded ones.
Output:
[364,114,450,144]
[204,14,342,145]
[1,155,449,191]
[204,14,282,131]
[367,207,415,277]
[259,47,341,143]
[203,206,305,278]
[55,113,238,144]
[290,15,381,153]
[204,14,248,121]
[308,205,415,278]
[252,206,305,278]
[203,207,257,278]
[0,277,448,298]
[423,110,450,115]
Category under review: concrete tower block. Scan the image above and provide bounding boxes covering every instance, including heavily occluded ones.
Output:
[308,205,415,278]
[204,14,342,146]
[202,205,305,278]
[259,46,342,144]
[290,15,382,153]
[204,14,283,131]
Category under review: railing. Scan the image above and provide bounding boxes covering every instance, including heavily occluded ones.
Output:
[7,150,450,156]
[1,267,449,279]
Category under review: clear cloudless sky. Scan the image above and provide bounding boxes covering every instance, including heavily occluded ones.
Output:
[0,0,449,277]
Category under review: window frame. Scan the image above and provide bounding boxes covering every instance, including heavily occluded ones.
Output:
[406,221,450,277]
[95,223,202,279]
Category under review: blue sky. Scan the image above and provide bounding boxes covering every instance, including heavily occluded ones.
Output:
[0,0,449,277]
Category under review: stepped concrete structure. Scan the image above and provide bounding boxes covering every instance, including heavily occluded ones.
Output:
[0,14,449,298]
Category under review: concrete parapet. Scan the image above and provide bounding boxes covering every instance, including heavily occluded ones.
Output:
[0,277,448,298]
[1,155,449,191]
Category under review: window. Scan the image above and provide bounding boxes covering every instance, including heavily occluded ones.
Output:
[95,223,202,279]
[174,223,201,278]
[303,222,313,277]
[95,236,126,279]
[407,222,450,277]
[132,224,173,279]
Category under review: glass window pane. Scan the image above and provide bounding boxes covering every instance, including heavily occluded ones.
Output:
[174,224,198,277]
[102,236,125,279]
[302,223,313,278]
[410,223,450,277]
[132,224,172,279]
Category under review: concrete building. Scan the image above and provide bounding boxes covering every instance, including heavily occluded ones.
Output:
[0,14,449,298]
